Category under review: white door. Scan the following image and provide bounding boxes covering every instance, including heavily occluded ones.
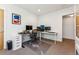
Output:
[62,15,74,39]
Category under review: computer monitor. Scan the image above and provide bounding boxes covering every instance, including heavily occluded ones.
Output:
[45,27,51,31]
[40,25,45,31]
[26,25,32,30]
[29,26,32,30]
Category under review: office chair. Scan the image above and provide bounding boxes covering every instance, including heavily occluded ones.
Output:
[29,30,39,44]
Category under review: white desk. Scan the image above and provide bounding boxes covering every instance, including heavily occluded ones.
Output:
[19,32,31,43]
[38,31,58,44]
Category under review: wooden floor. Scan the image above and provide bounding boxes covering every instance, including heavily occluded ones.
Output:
[0,38,75,55]
[43,38,75,55]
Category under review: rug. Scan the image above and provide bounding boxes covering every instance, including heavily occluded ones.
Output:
[23,41,51,55]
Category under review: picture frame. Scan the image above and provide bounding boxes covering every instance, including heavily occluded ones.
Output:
[12,13,21,25]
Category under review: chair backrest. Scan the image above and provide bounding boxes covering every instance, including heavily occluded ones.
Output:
[32,31,37,37]
[30,29,37,39]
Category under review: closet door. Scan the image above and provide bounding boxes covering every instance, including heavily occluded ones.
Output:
[76,16,79,37]
[0,9,4,50]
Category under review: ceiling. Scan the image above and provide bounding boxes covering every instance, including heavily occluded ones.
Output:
[16,4,74,15]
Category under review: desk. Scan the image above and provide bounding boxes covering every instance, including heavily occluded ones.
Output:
[18,32,31,48]
[19,31,58,45]
[38,31,58,44]
[19,32,31,43]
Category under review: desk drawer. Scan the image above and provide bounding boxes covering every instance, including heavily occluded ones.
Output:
[16,42,21,44]
[16,44,21,47]
[16,39,20,41]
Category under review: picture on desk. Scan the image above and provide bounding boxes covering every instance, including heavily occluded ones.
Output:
[12,13,21,25]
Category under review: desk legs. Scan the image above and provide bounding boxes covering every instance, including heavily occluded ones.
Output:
[39,32,57,44]
[40,32,41,41]
[22,34,25,48]
[55,33,57,44]
[55,34,56,44]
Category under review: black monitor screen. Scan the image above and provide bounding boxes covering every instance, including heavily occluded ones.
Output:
[29,26,32,30]
[26,25,29,30]
[45,27,51,30]
[26,25,32,30]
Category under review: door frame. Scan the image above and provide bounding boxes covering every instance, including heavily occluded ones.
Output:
[62,13,75,40]
[0,9,4,50]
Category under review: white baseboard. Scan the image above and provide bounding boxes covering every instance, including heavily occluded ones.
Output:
[63,37,74,40]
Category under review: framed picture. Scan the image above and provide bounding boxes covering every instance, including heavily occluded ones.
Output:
[12,13,21,25]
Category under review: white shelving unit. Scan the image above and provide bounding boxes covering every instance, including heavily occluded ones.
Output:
[13,34,22,50]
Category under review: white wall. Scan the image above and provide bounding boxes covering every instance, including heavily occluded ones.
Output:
[0,4,75,49]
[38,6,74,41]
[62,15,74,39]
[0,4,38,49]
